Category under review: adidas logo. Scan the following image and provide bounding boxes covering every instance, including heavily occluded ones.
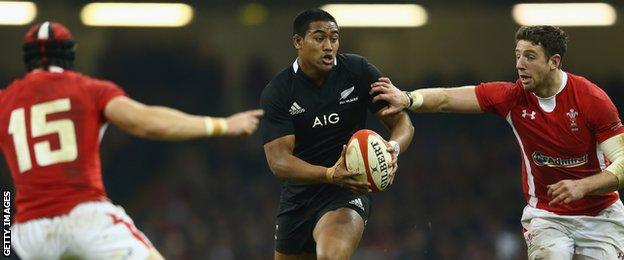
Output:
[289,102,305,115]
[348,198,364,212]
[340,86,355,100]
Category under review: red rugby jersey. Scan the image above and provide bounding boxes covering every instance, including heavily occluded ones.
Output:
[0,69,125,222]
[475,71,623,216]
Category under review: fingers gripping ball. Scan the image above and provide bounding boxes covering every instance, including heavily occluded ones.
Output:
[345,129,393,192]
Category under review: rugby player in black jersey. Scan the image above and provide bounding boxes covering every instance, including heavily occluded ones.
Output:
[260,9,414,260]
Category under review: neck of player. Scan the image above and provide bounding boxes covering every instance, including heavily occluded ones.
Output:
[534,68,563,98]
[298,59,328,87]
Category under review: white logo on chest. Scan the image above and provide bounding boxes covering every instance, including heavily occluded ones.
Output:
[522,109,536,120]
[289,102,305,115]
[566,109,579,131]
[313,113,340,128]
[340,86,355,99]
[339,86,358,105]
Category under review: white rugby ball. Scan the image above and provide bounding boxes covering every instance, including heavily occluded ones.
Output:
[345,129,393,192]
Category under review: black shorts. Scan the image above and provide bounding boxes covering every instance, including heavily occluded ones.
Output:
[274,184,371,254]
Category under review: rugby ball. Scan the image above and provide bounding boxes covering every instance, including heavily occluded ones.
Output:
[345,129,393,192]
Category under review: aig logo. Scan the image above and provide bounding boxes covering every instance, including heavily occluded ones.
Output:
[313,113,339,128]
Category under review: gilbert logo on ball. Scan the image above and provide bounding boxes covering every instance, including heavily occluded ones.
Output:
[345,129,392,192]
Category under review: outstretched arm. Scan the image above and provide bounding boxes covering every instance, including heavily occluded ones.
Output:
[263,135,371,194]
[370,77,483,115]
[104,96,263,140]
[548,133,624,205]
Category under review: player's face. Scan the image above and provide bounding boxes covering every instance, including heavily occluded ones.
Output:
[515,40,557,91]
[294,20,339,73]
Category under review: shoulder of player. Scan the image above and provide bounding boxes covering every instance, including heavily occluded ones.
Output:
[480,80,522,92]
[4,72,34,89]
[69,71,121,89]
[476,81,525,107]
[0,73,31,96]
[262,67,292,100]
[566,72,610,102]
[337,53,369,72]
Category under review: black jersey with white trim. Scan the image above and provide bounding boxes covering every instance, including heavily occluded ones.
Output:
[261,53,386,190]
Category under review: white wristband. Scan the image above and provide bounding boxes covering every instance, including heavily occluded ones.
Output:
[388,140,400,155]
[408,91,424,110]
[204,117,228,136]
[606,158,624,189]
[600,134,624,189]
[204,117,214,136]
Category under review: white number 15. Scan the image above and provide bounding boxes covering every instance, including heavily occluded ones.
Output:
[8,98,78,173]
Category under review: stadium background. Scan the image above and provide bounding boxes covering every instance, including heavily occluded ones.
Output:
[1,1,623,259]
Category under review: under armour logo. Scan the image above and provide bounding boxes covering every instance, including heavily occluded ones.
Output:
[522,109,536,120]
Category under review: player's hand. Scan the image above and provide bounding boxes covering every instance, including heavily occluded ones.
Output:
[225,109,264,136]
[329,145,372,194]
[547,179,588,205]
[370,77,410,116]
[385,141,399,186]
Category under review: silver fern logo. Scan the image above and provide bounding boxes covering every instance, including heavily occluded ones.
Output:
[339,86,358,105]
[340,86,355,99]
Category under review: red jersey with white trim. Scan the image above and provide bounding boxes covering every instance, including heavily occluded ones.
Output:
[0,70,125,222]
[475,71,624,216]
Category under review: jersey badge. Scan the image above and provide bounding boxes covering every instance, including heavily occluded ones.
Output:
[566,109,579,132]
[339,86,358,105]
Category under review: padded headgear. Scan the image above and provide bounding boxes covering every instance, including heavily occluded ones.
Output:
[23,21,75,71]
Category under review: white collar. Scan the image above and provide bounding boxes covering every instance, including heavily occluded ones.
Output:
[33,66,65,73]
[292,58,299,73]
[535,70,567,113]
[535,70,567,101]
[291,57,337,73]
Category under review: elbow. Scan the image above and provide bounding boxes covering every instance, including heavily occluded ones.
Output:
[130,116,172,140]
[267,156,288,179]
[401,112,415,135]
[142,122,171,139]
[112,105,171,139]
[437,90,452,113]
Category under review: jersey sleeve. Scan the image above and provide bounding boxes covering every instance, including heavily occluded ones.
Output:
[260,81,294,144]
[86,79,126,123]
[343,54,387,114]
[586,91,624,143]
[90,80,126,112]
[361,59,387,114]
[475,81,521,117]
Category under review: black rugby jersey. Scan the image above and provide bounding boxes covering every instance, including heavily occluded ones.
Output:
[261,53,386,187]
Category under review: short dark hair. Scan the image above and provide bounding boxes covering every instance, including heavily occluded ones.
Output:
[515,25,568,59]
[293,8,337,37]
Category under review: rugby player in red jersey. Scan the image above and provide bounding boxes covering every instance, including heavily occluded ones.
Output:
[371,25,624,259]
[0,21,263,259]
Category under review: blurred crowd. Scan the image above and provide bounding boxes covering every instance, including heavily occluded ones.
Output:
[2,43,624,260]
